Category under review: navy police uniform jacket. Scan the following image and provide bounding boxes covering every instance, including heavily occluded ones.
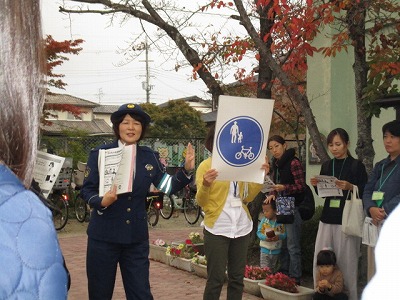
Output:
[81,141,191,244]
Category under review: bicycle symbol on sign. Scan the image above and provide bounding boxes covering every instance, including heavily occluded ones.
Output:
[235,146,255,160]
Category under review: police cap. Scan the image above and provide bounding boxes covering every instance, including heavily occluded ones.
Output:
[110,103,151,125]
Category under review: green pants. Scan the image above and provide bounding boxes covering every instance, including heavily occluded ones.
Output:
[203,229,250,300]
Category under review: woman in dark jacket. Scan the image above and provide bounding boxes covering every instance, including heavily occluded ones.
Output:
[310,128,368,300]
[362,120,400,282]
[81,103,194,300]
[265,135,305,285]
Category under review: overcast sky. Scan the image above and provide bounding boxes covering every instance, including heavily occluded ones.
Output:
[41,0,218,106]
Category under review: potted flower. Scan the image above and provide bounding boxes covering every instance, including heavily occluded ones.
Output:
[186,232,204,256]
[244,265,271,280]
[166,242,197,272]
[191,254,207,266]
[149,239,169,264]
[258,272,314,300]
[243,265,271,297]
[153,239,167,247]
[191,254,207,278]
[166,242,196,259]
[264,272,298,293]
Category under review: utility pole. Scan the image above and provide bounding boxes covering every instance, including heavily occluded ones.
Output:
[140,37,154,103]
[96,88,104,104]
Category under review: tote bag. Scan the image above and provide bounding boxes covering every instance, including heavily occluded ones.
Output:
[342,185,364,237]
[276,195,295,224]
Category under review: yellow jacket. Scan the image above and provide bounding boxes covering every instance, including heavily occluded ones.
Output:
[195,157,263,228]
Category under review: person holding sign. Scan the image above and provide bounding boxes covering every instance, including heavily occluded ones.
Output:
[81,103,194,300]
[362,120,400,282]
[196,124,269,300]
[310,128,367,300]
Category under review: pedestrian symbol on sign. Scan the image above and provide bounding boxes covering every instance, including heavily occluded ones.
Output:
[216,116,264,167]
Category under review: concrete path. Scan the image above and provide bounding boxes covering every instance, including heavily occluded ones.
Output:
[59,222,262,299]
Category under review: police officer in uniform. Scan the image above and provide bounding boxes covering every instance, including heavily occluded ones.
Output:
[81,103,194,300]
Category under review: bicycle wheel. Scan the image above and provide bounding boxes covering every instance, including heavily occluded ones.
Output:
[147,206,160,227]
[183,197,201,225]
[160,194,174,219]
[50,194,69,230]
[74,194,87,223]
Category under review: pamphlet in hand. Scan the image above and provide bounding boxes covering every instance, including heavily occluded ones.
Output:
[261,176,275,193]
[315,175,343,197]
[98,144,136,197]
[33,151,66,199]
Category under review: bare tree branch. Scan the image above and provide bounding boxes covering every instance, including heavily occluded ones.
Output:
[232,0,329,162]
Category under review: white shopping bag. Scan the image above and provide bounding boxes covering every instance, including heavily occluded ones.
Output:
[362,217,383,247]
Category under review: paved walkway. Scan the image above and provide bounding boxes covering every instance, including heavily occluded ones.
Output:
[59,221,262,300]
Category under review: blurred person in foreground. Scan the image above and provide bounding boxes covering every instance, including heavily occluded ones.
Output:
[361,203,400,299]
[196,124,269,300]
[0,0,68,298]
[81,103,194,300]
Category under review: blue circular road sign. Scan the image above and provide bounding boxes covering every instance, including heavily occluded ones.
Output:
[216,116,264,167]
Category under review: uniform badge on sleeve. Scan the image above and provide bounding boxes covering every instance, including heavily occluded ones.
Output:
[84,167,91,178]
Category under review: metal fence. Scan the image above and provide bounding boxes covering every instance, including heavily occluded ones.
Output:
[39,135,210,171]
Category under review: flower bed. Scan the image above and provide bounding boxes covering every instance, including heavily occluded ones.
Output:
[149,239,170,265]
[191,255,207,278]
[258,272,313,300]
[264,272,298,293]
[243,265,271,296]
[149,244,170,265]
[243,277,265,297]
[186,232,205,256]
[258,283,314,300]
[169,257,194,272]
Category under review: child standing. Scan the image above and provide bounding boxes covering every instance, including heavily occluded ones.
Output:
[314,249,348,300]
[257,200,286,272]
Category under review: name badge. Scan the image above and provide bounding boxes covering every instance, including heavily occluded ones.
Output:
[330,199,341,208]
[372,191,384,201]
[231,200,242,207]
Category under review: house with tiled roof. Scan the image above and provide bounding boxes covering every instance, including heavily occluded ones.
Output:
[158,95,212,113]
[93,105,120,126]
[42,93,113,135]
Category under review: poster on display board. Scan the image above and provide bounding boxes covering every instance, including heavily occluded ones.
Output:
[211,95,274,183]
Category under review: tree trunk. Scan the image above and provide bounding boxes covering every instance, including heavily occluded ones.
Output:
[346,2,374,173]
[346,2,372,286]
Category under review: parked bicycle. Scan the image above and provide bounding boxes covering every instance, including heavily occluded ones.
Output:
[49,189,70,230]
[31,179,69,231]
[72,161,89,223]
[160,183,201,225]
[146,191,163,227]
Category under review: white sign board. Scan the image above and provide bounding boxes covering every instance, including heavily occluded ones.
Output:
[33,151,65,198]
[211,95,274,183]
